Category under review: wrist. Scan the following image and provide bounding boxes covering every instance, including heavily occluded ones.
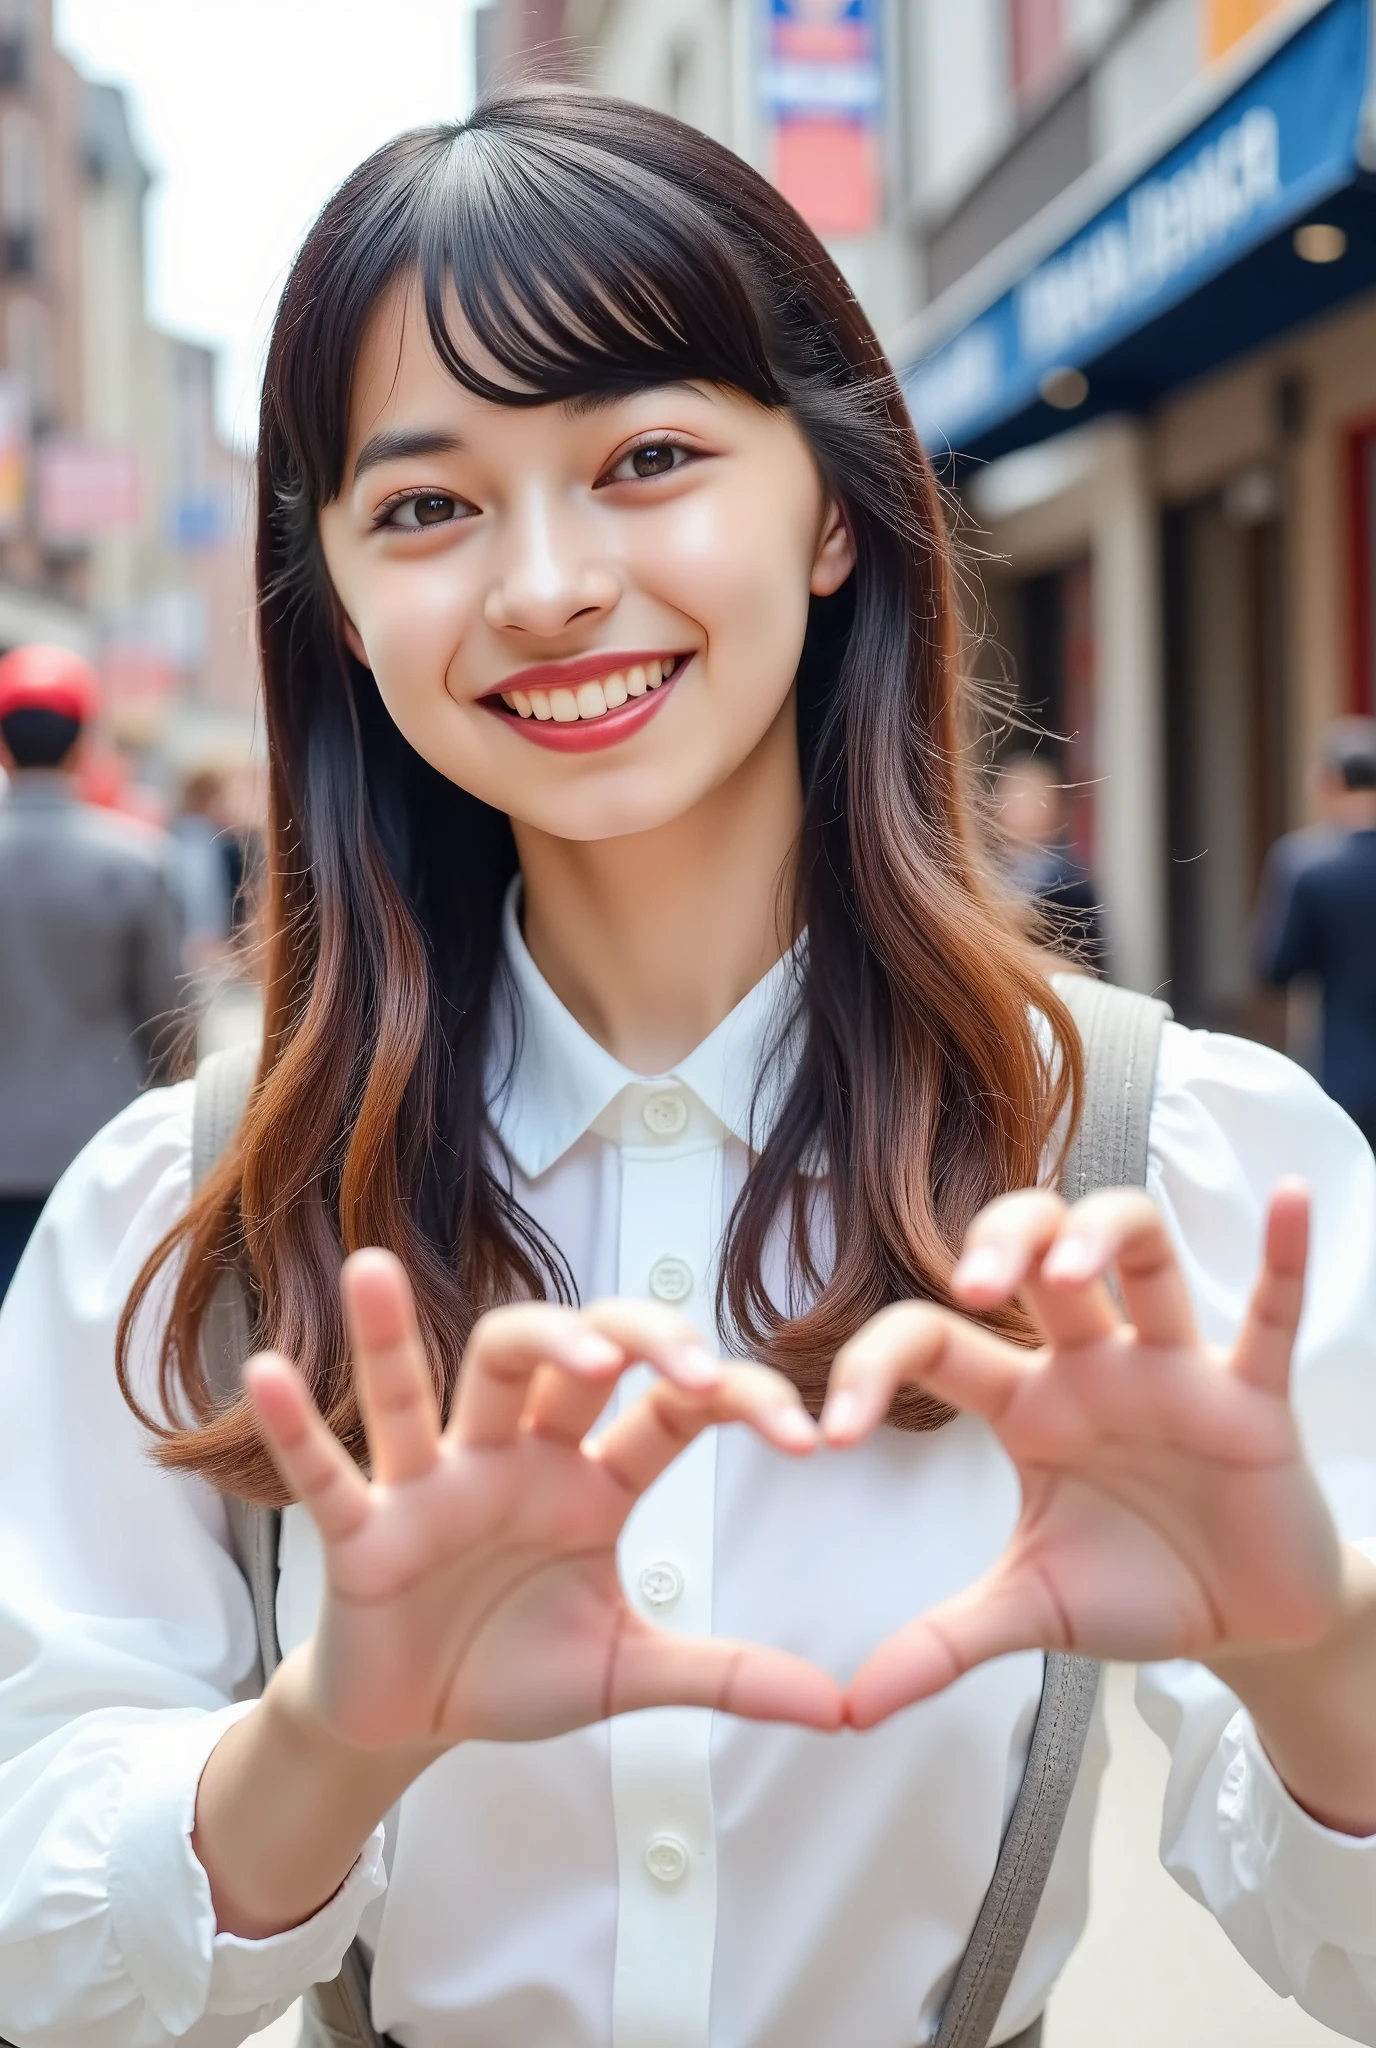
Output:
[1207,1545,1376,1837]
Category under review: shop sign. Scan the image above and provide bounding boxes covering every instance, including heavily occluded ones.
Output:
[761,0,884,237]
[905,0,1368,450]
[35,439,141,545]
[0,374,27,538]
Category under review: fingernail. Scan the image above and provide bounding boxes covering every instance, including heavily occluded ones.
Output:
[1043,1235,1099,1283]
[770,1406,818,1449]
[954,1245,1011,1295]
[674,1345,722,1388]
[568,1334,623,1370]
[823,1388,865,1438]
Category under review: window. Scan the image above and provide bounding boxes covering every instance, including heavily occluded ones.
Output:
[0,0,35,92]
[7,293,50,426]
[1346,420,1376,714]
[1009,0,1065,106]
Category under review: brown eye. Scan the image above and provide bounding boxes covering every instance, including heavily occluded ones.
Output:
[386,491,463,530]
[630,444,677,478]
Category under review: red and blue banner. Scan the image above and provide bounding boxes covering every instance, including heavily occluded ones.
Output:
[762,0,884,237]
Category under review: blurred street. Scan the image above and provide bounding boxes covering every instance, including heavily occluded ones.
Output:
[3,0,1376,2043]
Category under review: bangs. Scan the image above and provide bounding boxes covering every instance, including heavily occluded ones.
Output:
[411,120,786,413]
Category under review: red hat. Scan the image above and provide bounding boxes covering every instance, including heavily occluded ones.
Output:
[0,643,100,724]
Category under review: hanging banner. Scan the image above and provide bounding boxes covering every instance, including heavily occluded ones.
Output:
[761,0,884,238]
[0,374,28,538]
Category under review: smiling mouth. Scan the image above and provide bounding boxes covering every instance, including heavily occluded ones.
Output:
[488,655,684,725]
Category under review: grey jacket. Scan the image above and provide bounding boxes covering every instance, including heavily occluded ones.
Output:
[0,777,183,1193]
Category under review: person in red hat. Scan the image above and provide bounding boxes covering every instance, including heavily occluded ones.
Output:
[0,643,182,1297]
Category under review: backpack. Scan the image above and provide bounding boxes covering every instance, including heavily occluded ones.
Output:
[192,974,1169,2048]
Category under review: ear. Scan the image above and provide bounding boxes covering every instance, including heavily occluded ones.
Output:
[810,498,856,597]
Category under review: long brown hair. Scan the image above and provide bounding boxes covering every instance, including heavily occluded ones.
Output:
[118,88,1080,1504]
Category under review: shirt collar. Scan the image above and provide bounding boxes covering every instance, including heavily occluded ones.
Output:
[486,878,806,1180]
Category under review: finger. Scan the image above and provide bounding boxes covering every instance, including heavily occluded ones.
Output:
[341,1251,442,1485]
[243,1353,371,1546]
[582,1298,724,1392]
[954,1190,1120,1348]
[1044,1189,1199,1349]
[448,1304,624,1447]
[590,1364,817,1496]
[846,1565,1060,1729]
[607,1624,844,1729]
[1232,1178,1309,1396]
[523,1360,618,1447]
[821,1302,1029,1446]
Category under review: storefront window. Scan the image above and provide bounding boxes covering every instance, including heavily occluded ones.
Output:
[1347,420,1376,715]
[1015,555,1096,872]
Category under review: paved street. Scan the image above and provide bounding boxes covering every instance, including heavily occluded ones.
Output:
[1051,1665,1335,2046]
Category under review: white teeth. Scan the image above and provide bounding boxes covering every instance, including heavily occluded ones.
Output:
[508,659,679,724]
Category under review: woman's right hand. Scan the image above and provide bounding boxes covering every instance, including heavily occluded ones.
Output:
[246,1249,842,1755]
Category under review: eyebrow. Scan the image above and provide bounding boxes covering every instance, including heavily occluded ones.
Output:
[350,384,703,479]
[352,427,464,482]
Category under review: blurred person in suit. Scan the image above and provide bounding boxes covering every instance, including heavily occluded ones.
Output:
[994,750,1107,974]
[0,646,182,1297]
[1270,718,1376,1147]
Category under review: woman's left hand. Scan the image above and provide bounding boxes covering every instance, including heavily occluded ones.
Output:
[823,1180,1345,1730]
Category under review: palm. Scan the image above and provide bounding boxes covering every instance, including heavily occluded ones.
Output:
[826,1181,1344,1727]
[315,1434,674,1747]
[247,1264,842,1751]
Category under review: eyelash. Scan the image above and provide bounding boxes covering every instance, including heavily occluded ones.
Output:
[372,435,699,532]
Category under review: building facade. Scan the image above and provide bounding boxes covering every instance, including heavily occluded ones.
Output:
[476,0,1376,1031]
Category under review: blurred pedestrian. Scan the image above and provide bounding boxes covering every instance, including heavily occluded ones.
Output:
[994,750,1107,973]
[0,644,183,1297]
[1252,716,1376,982]
[169,765,233,970]
[1270,718,1376,1146]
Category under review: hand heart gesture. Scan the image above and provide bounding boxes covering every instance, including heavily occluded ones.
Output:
[246,1252,843,1752]
[821,1182,1343,1729]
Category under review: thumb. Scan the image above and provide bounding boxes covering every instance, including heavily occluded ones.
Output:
[845,1564,1064,1730]
[608,1626,844,1730]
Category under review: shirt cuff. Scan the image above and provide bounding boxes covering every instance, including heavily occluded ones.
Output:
[109,1703,387,2034]
[1223,1706,1376,1953]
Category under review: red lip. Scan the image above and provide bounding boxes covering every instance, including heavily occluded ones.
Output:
[480,656,689,753]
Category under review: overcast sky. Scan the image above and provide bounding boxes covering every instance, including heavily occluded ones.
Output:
[54,0,481,447]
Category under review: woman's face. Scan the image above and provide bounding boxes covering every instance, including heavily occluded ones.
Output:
[318,279,854,843]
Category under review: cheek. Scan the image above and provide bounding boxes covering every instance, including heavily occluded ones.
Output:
[350,554,479,722]
[639,479,816,684]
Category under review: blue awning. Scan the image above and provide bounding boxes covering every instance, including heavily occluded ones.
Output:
[900,0,1376,464]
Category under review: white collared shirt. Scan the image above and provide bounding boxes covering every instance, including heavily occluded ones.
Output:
[3,898,1376,2048]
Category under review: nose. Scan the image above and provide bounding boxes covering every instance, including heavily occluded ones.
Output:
[483,486,621,638]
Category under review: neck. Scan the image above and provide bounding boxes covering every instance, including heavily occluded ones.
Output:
[514,698,802,1073]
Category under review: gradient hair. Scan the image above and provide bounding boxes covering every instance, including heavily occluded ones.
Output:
[118,88,1080,1502]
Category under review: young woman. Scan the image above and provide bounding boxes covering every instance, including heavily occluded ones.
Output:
[2,89,1375,2048]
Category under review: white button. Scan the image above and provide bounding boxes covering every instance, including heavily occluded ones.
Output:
[642,1090,689,1138]
[644,1833,689,1885]
[649,1255,693,1304]
[638,1560,685,1608]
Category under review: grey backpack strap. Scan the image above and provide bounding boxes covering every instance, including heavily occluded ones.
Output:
[193,1045,282,1680]
[193,1045,386,2048]
[933,976,1170,2048]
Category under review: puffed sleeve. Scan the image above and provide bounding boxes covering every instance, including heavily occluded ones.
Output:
[0,1086,385,2048]
[1136,1023,1376,2043]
